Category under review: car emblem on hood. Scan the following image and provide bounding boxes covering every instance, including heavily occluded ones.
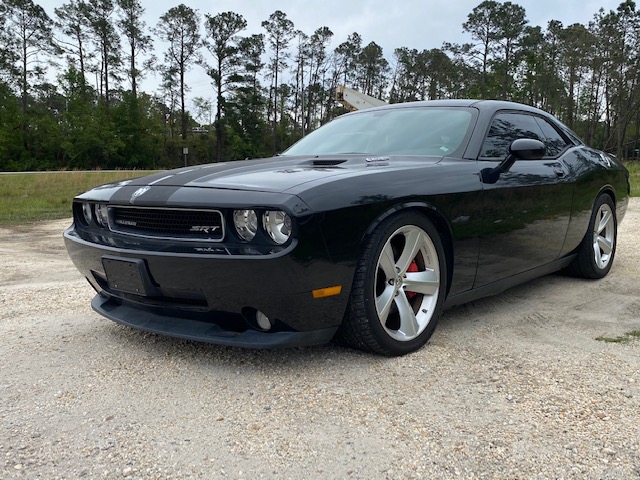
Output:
[130,186,150,203]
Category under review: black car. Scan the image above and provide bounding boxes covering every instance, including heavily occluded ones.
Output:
[64,100,630,356]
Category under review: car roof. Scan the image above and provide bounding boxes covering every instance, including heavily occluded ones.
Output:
[366,99,550,116]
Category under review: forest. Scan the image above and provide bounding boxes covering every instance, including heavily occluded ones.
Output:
[1,0,640,171]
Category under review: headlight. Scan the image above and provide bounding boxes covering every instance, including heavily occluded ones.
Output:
[81,202,93,225]
[263,210,292,245]
[233,209,258,241]
[94,204,109,227]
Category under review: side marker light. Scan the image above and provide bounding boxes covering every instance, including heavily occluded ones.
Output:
[312,286,343,299]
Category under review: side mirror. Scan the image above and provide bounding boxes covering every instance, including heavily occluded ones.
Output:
[509,138,546,160]
[481,138,546,184]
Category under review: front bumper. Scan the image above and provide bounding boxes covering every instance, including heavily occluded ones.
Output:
[64,226,354,348]
[91,295,338,348]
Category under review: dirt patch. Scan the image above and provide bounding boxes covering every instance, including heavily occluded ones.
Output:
[1,203,639,479]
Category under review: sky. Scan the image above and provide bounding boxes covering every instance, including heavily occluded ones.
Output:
[39,0,624,109]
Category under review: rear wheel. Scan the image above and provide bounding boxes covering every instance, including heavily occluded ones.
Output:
[567,193,617,279]
[338,212,447,356]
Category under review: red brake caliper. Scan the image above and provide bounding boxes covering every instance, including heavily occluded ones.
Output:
[406,260,419,300]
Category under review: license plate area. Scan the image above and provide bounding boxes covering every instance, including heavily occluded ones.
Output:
[102,256,156,296]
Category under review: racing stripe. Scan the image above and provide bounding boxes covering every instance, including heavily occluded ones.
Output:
[109,185,182,206]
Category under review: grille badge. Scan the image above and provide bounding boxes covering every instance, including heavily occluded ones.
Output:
[189,226,221,233]
[130,186,150,203]
[115,219,137,226]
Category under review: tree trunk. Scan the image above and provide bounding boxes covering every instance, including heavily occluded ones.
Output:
[215,57,223,162]
[180,54,187,141]
[103,40,110,119]
[272,45,279,154]
[131,41,137,98]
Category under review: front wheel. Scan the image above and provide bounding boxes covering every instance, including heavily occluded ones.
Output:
[567,193,617,279]
[338,212,447,356]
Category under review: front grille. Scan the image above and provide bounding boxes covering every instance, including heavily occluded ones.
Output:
[110,206,224,242]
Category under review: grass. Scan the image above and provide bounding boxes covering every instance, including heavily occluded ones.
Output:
[624,161,640,197]
[595,331,640,344]
[0,170,159,225]
[0,162,638,225]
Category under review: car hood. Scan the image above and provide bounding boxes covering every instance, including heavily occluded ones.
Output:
[120,155,443,194]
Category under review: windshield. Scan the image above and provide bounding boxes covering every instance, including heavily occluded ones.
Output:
[283,107,474,156]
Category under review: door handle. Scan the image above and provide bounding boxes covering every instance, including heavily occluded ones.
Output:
[553,166,566,178]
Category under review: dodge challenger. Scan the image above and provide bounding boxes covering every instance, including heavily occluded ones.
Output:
[64,100,630,356]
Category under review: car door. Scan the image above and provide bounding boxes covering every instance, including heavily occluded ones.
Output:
[474,111,574,287]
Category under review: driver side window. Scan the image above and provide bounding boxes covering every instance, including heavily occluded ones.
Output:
[480,113,544,159]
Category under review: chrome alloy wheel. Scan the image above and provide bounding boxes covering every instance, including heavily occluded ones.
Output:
[374,225,440,342]
[593,203,615,269]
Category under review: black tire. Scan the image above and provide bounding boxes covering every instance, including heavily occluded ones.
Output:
[566,193,617,279]
[337,212,447,356]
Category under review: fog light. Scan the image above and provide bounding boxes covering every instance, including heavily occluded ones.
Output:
[255,310,271,330]
[242,307,273,331]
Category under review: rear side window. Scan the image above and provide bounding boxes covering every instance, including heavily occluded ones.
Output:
[480,112,575,160]
[480,113,544,159]
[534,117,571,157]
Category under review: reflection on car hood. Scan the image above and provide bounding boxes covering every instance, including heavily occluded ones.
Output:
[122,155,442,193]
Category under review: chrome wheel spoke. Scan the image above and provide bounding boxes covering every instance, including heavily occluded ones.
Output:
[597,210,612,234]
[593,241,603,266]
[379,243,397,279]
[395,292,419,338]
[396,230,424,273]
[376,286,395,323]
[404,269,439,296]
[597,235,613,255]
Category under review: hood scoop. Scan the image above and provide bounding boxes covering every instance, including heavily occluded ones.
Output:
[309,158,347,167]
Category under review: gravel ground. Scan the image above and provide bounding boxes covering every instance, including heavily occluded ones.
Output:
[1,199,639,479]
